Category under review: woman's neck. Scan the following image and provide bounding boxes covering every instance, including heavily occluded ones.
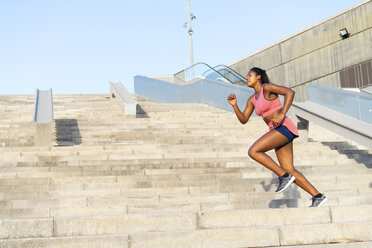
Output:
[253,82,263,94]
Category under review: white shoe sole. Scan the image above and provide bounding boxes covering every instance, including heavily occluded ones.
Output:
[275,175,295,194]
[316,197,328,207]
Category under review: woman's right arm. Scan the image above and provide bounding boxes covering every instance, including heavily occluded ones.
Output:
[227,94,254,124]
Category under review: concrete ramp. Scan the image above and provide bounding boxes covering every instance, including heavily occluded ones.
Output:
[291,100,372,149]
[291,84,372,149]
[33,89,54,146]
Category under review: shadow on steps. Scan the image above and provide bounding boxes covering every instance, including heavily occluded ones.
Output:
[136,104,149,118]
[261,177,301,208]
[55,119,82,146]
[321,141,372,169]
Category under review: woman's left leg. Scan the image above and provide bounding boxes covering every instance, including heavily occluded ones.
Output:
[275,141,319,197]
[248,130,291,177]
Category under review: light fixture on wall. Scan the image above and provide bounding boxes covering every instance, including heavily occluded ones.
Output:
[339,28,349,39]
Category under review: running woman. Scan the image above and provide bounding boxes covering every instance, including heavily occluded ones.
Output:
[227,67,327,207]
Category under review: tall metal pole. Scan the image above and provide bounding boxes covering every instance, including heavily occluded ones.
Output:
[187,0,194,68]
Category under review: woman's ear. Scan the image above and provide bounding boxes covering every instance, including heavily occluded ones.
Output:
[257,74,261,81]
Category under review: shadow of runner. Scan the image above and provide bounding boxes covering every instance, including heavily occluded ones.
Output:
[321,141,372,169]
[261,177,300,208]
[55,119,82,146]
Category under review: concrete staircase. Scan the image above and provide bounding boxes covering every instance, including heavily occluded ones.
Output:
[0,94,371,247]
[0,95,35,147]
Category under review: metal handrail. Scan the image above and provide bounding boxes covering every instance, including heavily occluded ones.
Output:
[173,62,244,85]
[33,89,40,122]
[212,65,246,85]
[213,64,245,79]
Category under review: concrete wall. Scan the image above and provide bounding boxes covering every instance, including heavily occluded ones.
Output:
[228,0,372,101]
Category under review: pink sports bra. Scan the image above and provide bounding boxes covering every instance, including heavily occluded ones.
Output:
[253,84,282,118]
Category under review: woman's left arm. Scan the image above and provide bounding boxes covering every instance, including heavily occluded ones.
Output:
[264,83,295,125]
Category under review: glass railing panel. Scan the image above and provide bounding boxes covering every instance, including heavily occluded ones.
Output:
[359,96,372,123]
[212,65,246,86]
[174,62,222,84]
[308,84,372,123]
[173,62,246,86]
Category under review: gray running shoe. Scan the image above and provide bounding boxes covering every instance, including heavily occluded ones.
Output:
[275,174,295,193]
[310,194,327,207]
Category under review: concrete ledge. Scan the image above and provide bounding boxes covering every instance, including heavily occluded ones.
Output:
[110,82,137,116]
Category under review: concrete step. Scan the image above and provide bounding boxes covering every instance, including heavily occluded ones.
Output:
[0,174,370,199]
[0,235,129,248]
[22,206,363,238]
[1,187,368,211]
[0,186,368,212]
[0,142,342,155]
[0,156,362,170]
[267,242,372,248]
[199,205,372,229]
[2,190,371,217]
[31,166,357,179]
[52,213,197,237]
[128,227,279,248]
[0,208,50,219]
[128,222,372,248]
[4,160,366,177]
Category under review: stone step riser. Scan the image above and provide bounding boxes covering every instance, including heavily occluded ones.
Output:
[1,169,368,182]
[3,193,372,217]
[1,206,371,247]
[0,174,370,197]
[0,236,128,248]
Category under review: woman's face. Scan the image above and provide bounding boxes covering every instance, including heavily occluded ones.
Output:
[246,70,261,87]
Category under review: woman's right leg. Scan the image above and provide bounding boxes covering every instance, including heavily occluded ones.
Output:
[275,141,319,196]
[276,141,327,206]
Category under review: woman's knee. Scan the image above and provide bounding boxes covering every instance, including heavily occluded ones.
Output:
[248,146,257,159]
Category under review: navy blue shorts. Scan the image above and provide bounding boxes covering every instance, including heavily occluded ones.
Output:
[275,125,296,142]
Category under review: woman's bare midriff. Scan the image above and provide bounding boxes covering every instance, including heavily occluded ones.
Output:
[263,108,283,125]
